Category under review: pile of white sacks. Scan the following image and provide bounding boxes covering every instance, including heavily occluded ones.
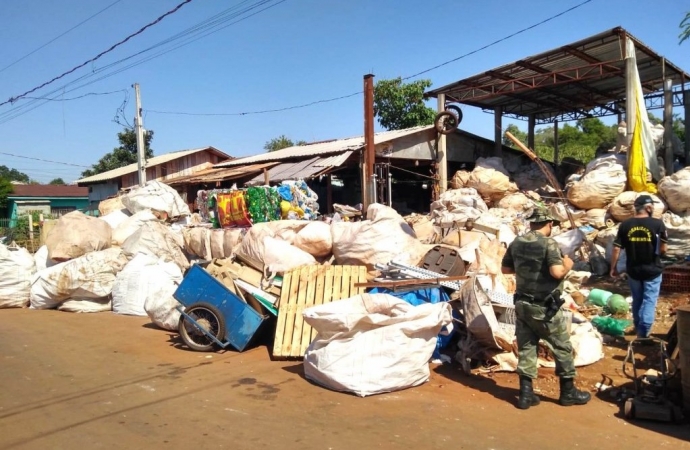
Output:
[432,150,690,284]
[0,180,432,333]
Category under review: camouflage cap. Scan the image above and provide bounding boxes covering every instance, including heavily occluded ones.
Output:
[526,207,557,223]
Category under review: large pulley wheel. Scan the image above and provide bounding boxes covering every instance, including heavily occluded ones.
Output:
[178,302,226,352]
[435,111,460,135]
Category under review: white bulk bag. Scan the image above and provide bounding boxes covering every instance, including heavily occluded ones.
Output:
[45,211,112,261]
[113,253,183,319]
[0,245,36,308]
[658,167,690,215]
[33,245,58,272]
[122,221,189,271]
[609,191,665,222]
[122,180,190,218]
[567,160,627,210]
[58,298,112,313]
[293,221,333,257]
[303,294,453,397]
[30,248,128,309]
[662,212,690,258]
[112,210,158,246]
[99,208,131,230]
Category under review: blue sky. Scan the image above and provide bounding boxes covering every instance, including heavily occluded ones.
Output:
[0,0,688,183]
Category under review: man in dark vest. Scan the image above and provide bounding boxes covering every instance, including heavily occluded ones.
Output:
[501,207,591,409]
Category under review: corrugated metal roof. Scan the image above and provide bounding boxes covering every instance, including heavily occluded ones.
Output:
[215,126,433,167]
[77,146,230,184]
[313,151,353,167]
[10,185,88,198]
[245,153,352,185]
[426,27,690,123]
[165,162,278,185]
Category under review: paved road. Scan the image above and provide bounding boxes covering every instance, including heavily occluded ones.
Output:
[1,309,688,450]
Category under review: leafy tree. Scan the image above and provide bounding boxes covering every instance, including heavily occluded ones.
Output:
[49,178,66,185]
[0,166,30,183]
[373,78,436,130]
[264,135,306,152]
[81,129,154,177]
[681,12,690,44]
[0,177,12,207]
[503,117,618,164]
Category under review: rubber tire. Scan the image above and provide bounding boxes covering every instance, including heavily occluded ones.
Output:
[178,302,227,352]
[623,398,635,419]
[446,104,464,124]
[435,111,459,135]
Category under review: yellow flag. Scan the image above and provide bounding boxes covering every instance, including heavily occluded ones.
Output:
[627,96,658,194]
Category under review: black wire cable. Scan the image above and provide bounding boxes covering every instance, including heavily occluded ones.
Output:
[0,0,125,74]
[144,0,596,117]
[1,0,195,106]
[0,0,285,125]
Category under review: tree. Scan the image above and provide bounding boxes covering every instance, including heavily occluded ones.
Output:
[373,78,436,130]
[502,124,527,147]
[263,135,306,152]
[0,166,30,183]
[81,129,154,177]
[0,178,12,208]
[680,12,690,44]
[49,178,66,185]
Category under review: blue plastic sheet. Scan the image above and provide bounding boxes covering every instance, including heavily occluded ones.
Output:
[277,185,293,202]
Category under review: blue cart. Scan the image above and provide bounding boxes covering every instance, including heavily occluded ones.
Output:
[174,264,269,352]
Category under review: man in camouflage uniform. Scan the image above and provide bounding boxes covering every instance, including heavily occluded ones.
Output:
[501,208,591,409]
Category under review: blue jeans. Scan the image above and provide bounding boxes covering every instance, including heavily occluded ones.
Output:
[627,275,662,338]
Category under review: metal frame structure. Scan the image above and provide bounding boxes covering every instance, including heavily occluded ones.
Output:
[426,27,690,125]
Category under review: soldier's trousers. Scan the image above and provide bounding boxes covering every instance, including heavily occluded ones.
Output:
[514,301,576,379]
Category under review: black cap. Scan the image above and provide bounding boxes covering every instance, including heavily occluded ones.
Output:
[634,195,654,208]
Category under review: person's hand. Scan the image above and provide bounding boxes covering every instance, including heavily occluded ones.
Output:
[563,255,573,271]
[610,267,618,279]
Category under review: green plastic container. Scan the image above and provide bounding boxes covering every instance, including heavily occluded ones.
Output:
[607,294,629,315]
[588,289,613,307]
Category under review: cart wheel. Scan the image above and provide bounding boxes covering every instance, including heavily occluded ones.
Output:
[435,111,459,135]
[623,398,635,419]
[178,302,227,352]
[446,104,464,124]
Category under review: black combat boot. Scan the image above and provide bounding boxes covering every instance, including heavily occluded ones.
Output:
[558,377,591,406]
[517,376,540,410]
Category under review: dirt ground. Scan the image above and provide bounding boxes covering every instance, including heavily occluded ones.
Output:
[1,296,690,449]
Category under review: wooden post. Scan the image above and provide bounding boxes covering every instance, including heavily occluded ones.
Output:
[363,74,375,208]
[663,77,674,174]
[28,214,33,248]
[326,173,333,214]
[553,119,560,165]
[684,88,690,165]
[528,114,536,151]
[437,93,448,194]
[263,168,270,185]
[494,106,503,157]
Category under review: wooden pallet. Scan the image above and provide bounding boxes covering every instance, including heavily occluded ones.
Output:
[273,265,367,359]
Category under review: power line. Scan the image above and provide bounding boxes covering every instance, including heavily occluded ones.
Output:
[22,90,128,102]
[401,0,594,80]
[1,0,195,107]
[0,152,90,168]
[0,0,287,126]
[144,0,594,118]
[0,0,125,75]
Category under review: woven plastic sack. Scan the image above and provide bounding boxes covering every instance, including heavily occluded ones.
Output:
[262,236,317,274]
[468,158,518,204]
[34,245,58,272]
[0,244,36,308]
[58,298,112,313]
[658,167,690,215]
[609,191,665,222]
[182,227,212,260]
[112,210,158,246]
[99,209,131,230]
[661,212,690,258]
[98,196,125,216]
[567,158,627,210]
[122,221,189,271]
[293,221,333,257]
[450,170,471,189]
[122,180,190,219]
[303,293,452,397]
[45,211,112,261]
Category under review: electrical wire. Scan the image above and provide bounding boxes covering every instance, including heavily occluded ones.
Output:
[0,152,90,168]
[142,0,595,117]
[22,90,128,102]
[0,0,125,75]
[0,0,287,125]
[1,0,195,107]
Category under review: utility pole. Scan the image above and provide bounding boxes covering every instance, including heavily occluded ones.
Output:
[363,74,375,210]
[133,83,146,187]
